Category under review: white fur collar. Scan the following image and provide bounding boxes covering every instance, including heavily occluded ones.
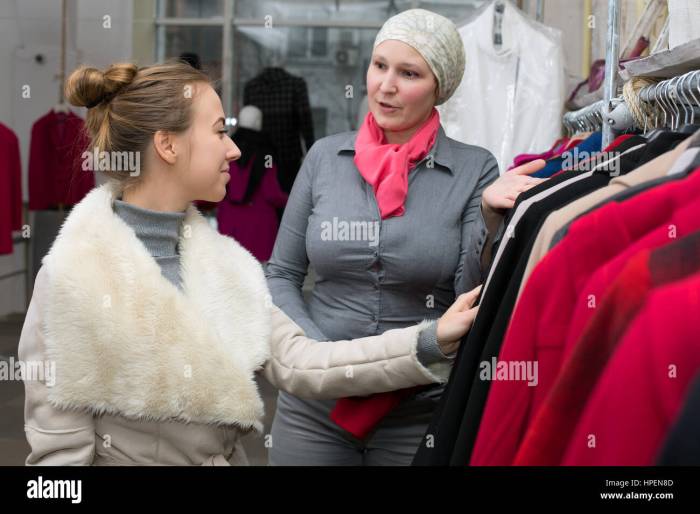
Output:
[41,183,272,431]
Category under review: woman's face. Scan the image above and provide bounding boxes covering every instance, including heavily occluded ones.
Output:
[174,83,241,203]
[366,39,438,135]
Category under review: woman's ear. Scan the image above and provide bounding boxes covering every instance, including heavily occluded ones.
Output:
[153,130,177,165]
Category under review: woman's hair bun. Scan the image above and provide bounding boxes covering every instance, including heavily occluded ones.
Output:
[65,62,138,108]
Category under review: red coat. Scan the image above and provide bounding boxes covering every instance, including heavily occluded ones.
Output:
[28,110,93,210]
[516,217,700,465]
[0,122,22,254]
[563,270,700,465]
[470,168,700,466]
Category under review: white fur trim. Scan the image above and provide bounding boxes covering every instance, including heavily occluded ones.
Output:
[41,183,271,431]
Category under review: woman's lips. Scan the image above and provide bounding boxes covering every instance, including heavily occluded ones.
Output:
[378,101,400,113]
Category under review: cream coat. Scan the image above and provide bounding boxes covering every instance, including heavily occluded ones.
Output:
[19,183,452,466]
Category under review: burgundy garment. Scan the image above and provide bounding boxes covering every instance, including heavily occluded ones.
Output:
[566,59,606,108]
[508,138,569,171]
[0,122,22,254]
[563,269,700,466]
[470,167,700,466]
[515,227,700,465]
[216,157,288,262]
[28,110,93,210]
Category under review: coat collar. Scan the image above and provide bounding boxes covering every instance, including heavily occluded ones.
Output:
[41,183,271,431]
[337,124,455,174]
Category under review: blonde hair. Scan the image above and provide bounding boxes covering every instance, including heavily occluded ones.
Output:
[65,61,211,189]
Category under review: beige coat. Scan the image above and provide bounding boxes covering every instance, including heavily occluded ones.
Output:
[19,184,451,466]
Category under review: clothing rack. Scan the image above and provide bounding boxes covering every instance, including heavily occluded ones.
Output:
[562,0,620,141]
[564,69,700,136]
[601,0,621,148]
[1,0,69,314]
[604,70,700,132]
[563,99,606,135]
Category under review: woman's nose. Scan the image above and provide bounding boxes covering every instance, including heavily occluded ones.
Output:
[226,139,241,161]
[379,73,398,94]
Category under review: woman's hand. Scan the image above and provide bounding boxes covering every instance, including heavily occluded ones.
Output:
[436,284,482,355]
[481,159,547,212]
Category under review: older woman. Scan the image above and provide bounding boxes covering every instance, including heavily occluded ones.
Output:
[265,9,544,465]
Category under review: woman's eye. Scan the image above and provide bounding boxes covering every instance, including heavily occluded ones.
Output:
[218,129,227,136]
[374,61,385,69]
[403,70,417,78]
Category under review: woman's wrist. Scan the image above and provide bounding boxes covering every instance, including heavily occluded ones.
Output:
[417,321,456,366]
[481,198,506,219]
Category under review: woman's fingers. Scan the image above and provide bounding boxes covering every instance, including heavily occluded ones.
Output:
[449,285,482,313]
[437,305,480,351]
[464,284,482,307]
[511,159,546,176]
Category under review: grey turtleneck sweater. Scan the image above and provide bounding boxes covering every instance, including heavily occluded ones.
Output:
[111,199,451,366]
[113,199,186,289]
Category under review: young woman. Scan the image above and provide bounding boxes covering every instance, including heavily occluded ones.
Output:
[265,9,545,465]
[18,61,481,466]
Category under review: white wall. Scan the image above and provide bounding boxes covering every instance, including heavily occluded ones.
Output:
[0,0,133,316]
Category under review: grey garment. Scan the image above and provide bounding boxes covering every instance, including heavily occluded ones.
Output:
[265,125,498,465]
[416,321,456,366]
[113,199,186,289]
[269,388,442,466]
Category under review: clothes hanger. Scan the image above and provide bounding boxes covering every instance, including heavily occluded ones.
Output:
[645,80,675,142]
[678,72,700,134]
[669,75,684,131]
[53,101,69,114]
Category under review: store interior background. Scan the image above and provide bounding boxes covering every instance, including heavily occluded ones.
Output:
[0,0,658,464]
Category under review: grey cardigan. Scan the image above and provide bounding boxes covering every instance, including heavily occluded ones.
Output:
[266,126,499,360]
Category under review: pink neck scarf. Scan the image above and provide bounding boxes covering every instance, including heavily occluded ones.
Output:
[354,109,440,219]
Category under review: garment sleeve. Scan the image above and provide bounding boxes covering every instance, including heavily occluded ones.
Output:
[242,81,251,107]
[28,122,47,210]
[262,305,452,400]
[19,266,96,465]
[295,78,315,154]
[453,152,500,295]
[9,131,22,230]
[265,144,327,341]
[263,166,289,209]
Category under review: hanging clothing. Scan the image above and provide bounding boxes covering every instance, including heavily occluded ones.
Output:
[508,137,570,170]
[413,165,607,465]
[243,68,315,193]
[470,164,700,466]
[530,132,603,179]
[516,228,700,465]
[563,269,700,465]
[439,0,565,172]
[0,122,22,254]
[412,135,647,466]
[28,110,94,210]
[657,372,700,466]
[517,135,695,300]
[217,157,288,262]
[413,123,700,467]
